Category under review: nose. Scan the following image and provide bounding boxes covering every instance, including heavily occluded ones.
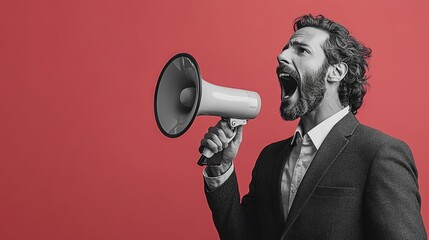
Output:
[277,48,291,65]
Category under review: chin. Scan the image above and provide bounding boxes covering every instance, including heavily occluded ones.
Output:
[280,92,302,120]
[280,102,300,121]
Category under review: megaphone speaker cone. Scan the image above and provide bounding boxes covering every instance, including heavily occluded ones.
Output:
[154,53,202,138]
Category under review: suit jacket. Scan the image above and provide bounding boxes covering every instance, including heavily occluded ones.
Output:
[205,113,427,240]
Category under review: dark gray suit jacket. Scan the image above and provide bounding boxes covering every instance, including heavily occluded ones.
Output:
[205,113,427,240]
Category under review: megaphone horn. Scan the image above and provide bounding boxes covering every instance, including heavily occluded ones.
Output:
[154,53,261,165]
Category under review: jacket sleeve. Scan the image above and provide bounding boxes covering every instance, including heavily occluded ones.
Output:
[204,150,264,240]
[363,139,427,239]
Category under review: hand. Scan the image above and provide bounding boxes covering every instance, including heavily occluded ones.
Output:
[200,120,243,176]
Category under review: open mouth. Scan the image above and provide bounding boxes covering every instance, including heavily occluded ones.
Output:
[278,72,298,99]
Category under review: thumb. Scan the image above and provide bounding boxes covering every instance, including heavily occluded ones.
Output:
[231,125,243,145]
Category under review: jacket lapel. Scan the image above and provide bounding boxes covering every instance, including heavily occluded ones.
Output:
[272,138,294,227]
[280,113,359,238]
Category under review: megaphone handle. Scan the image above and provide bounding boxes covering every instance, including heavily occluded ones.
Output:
[197,118,247,166]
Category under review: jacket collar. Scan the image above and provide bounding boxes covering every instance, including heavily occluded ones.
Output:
[291,106,350,150]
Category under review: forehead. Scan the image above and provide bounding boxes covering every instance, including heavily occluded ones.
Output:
[289,27,330,49]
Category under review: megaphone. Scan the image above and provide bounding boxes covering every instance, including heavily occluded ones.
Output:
[154,53,261,165]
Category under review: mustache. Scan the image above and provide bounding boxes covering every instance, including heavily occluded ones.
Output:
[276,64,299,81]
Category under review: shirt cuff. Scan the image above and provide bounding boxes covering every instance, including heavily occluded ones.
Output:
[203,164,234,190]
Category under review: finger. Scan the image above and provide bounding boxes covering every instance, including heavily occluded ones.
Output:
[200,138,220,153]
[218,120,235,138]
[232,125,243,145]
[204,132,223,152]
[208,126,229,148]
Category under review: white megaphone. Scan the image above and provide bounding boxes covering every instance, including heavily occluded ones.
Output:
[154,53,261,166]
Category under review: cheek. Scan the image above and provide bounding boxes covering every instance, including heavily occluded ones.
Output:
[298,58,327,79]
[304,51,326,65]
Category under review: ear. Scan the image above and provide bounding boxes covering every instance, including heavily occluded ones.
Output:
[327,62,348,83]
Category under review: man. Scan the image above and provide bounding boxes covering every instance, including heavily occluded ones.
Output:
[200,15,427,239]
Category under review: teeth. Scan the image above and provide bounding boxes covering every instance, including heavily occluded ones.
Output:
[279,73,290,78]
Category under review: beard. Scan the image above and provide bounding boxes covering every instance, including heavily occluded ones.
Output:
[280,62,329,121]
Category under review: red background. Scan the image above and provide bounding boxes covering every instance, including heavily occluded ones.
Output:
[1,0,428,239]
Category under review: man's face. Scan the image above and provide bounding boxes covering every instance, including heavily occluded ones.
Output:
[277,27,330,120]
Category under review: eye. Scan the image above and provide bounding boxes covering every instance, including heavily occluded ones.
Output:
[298,47,309,54]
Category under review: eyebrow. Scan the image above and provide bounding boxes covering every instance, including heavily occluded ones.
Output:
[283,40,314,51]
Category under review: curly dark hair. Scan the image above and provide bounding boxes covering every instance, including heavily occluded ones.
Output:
[293,14,372,114]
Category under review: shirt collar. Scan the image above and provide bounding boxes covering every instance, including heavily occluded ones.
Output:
[291,106,350,150]
[291,125,304,146]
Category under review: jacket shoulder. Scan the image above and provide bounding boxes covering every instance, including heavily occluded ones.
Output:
[260,138,292,155]
[355,124,409,147]
[252,138,293,171]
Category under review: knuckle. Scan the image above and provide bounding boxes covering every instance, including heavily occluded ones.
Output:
[205,132,219,142]
[200,139,208,148]
[217,120,226,127]
[207,140,218,153]
[208,127,221,135]
[204,133,212,139]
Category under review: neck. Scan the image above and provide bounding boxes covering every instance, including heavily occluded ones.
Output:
[300,99,343,135]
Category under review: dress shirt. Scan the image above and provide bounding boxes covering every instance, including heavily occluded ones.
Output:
[204,106,350,214]
[204,163,235,190]
[281,106,350,220]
